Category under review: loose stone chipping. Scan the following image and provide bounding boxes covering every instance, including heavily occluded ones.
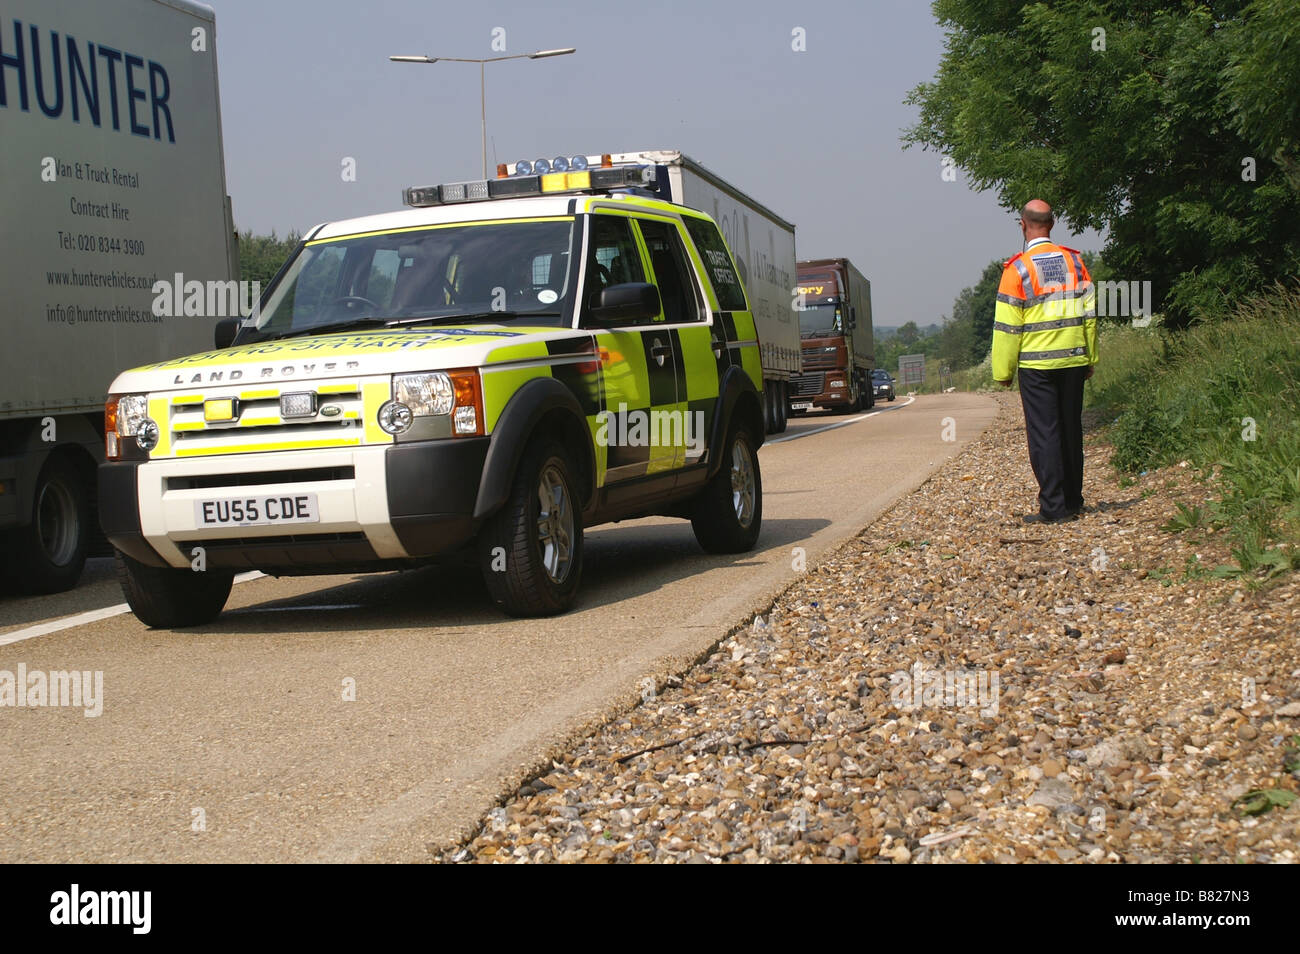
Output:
[444,395,1300,863]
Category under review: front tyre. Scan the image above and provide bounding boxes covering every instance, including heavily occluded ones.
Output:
[479,440,584,616]
[691,421,762,553]
[116,550,233,628]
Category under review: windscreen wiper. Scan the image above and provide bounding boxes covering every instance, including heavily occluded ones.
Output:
[386,310,561,327]
[265,310,562,342]
[272,317,392,340]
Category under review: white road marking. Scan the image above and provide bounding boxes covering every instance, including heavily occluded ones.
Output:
[0,571,266,647]
[764,395,916,446]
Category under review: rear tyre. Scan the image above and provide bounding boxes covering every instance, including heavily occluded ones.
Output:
[6,455,90,595]
[763,381,777,434]
[116,549,233,628]
[691,419,762,553]
[479,439,583,616]
[774,381,789,433]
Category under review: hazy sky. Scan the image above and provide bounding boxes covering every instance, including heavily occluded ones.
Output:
[211,0,1102,328]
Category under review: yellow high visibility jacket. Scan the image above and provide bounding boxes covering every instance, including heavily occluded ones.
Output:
[991,238,1098,380]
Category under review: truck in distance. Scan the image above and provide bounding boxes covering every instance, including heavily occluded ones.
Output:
[789,258,875,415]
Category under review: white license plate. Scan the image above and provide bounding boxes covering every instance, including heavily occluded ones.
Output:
[792,402,813,411]
[194,493,319,527]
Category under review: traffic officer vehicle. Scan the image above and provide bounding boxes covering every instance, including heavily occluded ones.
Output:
[100,155,767,625]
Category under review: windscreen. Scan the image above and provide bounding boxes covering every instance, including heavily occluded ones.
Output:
[797,301,843,337]
[253,218,577,337]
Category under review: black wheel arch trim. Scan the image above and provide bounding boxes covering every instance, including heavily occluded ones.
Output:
[474,376,596,521]
[707,367,765,480]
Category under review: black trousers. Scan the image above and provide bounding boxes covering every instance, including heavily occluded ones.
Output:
[1018,365,1087,519]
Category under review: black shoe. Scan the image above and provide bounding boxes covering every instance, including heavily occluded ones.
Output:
[1022,511,1076,525]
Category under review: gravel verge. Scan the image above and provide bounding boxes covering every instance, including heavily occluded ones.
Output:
[444,395,1300,863]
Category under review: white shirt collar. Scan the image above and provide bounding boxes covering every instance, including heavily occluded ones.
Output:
[1025,237,1052,250]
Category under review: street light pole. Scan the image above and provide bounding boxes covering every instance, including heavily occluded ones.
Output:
[389,48,576,179]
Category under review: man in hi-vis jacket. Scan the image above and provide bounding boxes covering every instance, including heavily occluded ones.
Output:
[992,200,1098,524]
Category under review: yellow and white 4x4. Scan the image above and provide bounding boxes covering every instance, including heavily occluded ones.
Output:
[100,159,766,625]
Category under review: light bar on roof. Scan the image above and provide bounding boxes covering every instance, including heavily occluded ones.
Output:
[402,163,657,208]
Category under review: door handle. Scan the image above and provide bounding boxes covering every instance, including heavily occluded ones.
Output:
[651,340,671,367]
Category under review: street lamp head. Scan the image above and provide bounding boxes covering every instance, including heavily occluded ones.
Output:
[389,55,437,63]
[530,48,576,58]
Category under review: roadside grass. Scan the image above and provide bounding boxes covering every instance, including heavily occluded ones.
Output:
[1087,287,1300,583]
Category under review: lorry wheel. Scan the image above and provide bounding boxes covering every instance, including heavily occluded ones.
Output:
[763,382,777,434]
[863,372,876,409]
[115,550,233,628]
[775,382,789,433]
[6,456,90,594]
[479,439,584,616]
[691,419,762,553]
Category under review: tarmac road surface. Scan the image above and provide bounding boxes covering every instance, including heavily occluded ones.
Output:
[0,392,996,862]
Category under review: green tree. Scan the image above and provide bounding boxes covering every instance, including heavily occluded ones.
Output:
[966,259,1002,363]
[237,230,302,288]
[904,0,1300,327]
[896,320,920,346]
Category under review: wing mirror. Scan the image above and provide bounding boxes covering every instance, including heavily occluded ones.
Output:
[589,282,661,325]
[214,317,240,349]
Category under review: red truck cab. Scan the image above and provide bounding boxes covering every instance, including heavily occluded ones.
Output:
[789,258,875,415]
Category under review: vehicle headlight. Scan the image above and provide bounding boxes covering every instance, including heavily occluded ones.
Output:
[105,393,150,459]
[377,400,414,435]
[117,394,149,436]
[394,372,454,416]
[136,418,160,451]
[381,370,484,438]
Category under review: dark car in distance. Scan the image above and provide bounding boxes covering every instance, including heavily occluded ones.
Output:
[871,369,896,402]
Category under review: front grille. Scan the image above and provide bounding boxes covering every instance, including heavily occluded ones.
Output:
[162,381,383,457]
[166,467,355,491]
[174,532,378,570]
[177,532,367,551]
[801,349,839,370]
[791,373,825,397]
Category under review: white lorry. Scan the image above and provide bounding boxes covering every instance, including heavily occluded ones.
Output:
[0,0,236,592]
[608,151,799,433]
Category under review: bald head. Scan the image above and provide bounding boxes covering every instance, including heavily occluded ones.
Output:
[1020,200,1054,239]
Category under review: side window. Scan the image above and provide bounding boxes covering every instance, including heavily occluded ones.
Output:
[637,218,703,323]
[586,214,645,309]
[682,216,748,312]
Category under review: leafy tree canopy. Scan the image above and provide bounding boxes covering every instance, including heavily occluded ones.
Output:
[904,0,1300,326]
